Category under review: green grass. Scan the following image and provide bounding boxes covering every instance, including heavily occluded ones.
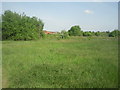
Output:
[2,37,118,88]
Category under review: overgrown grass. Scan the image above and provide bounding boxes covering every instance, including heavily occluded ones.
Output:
[2,37,118,88]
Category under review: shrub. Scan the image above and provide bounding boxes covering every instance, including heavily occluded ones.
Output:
[109,30,120,37]
[2,10,44,40]
[68,25,82,36]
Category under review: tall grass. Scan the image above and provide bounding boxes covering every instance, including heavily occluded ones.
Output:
[2,37,118,88]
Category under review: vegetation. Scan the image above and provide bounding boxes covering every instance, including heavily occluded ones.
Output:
[1,10,119,88]
[83,31,93,36]
[94,31,100,36]
[68,25,82,36]
[2,10,44,40]
[1,10,119,41]
[109,30,120,37]
[2,37,118,88]
[67,25,119,37]
[60,30,69,39]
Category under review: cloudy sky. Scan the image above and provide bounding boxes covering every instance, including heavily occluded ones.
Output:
[2,1,118,32]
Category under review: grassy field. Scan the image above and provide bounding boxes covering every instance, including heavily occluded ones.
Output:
[2,37,118,88]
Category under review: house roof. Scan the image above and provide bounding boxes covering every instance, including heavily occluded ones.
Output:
[44,30,56,34]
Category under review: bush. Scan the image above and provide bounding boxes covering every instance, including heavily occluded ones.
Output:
[40,31,45,38]
[68,25,82,36]
[60,30,69,39]
[2,10,44,40]
[95,31,100,36]
[83,31,92,36]
[109,30,120,37]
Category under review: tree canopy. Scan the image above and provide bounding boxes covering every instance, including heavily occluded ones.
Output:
[2,10,44,40]
[68,25,82,36]
[109,30,120,37]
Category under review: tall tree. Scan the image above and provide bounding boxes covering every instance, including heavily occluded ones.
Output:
[68,25,82,36]
[2,10,44,40]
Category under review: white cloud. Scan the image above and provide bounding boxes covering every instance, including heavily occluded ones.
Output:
[84,10,94,14]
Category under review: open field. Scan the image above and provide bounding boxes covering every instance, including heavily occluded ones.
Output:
[2,37,118,88]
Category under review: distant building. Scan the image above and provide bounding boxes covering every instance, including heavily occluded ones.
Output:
[44,30,57,34]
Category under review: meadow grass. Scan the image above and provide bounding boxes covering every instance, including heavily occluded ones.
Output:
[2,37,118,88]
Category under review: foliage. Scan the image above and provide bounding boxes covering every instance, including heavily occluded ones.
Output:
[83,31,93,36]
[109,30,120,37]
[83,31,110,37]
[95,31,100,36]
[60,30,69,39]
[40,31,45,38]
[2,10,44,40]
[68,25,82,36]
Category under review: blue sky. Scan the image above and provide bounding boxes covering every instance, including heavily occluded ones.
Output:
[2,2,118,32]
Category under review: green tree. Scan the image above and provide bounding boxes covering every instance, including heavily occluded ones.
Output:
[2,10,44,40]
[68,25,82,36]
[109,30,120,37]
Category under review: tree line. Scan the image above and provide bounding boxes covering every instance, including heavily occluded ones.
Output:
[1,10,120,40]
[59,25,120,39]
[67,25,120,37]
